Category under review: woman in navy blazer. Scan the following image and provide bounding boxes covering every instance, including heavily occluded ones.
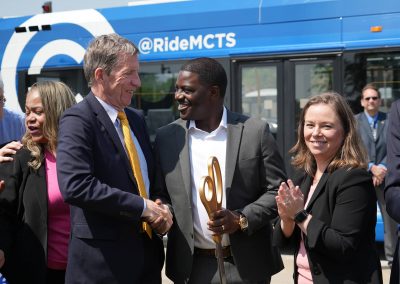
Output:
[0,81,76,283]
[274,92,382,283]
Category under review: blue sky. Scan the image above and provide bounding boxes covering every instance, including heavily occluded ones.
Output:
[1,0,133,18]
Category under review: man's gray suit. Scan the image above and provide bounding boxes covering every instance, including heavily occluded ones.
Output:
[356,111,397,263]
[153,110,286,283]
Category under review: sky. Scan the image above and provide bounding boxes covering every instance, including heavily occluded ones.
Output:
[0,0,142,18]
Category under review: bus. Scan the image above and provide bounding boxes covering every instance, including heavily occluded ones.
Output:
[0,0,398,240]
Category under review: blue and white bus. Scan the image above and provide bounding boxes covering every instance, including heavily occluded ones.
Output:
[0,0,397,247]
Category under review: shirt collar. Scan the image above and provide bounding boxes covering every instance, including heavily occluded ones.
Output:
[95,96,119,123]
[364,111,378,125]
[188,106,227,132]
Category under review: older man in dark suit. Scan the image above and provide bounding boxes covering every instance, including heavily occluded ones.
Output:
[57,34,172,284]
[153,58,286,283]
[356,83,397,267]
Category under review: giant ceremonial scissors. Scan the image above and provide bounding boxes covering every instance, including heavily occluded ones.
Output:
[199,156,227,284]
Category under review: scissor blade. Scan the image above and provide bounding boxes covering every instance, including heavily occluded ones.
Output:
[215,242,227,284]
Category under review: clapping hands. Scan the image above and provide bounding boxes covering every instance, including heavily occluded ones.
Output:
[276,179,304,221]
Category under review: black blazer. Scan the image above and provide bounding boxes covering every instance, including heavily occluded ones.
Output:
[274,167,382,284]
[0,148,49,283]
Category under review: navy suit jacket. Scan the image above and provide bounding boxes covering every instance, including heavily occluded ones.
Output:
[385,99,400,284]
[57,92,162,284]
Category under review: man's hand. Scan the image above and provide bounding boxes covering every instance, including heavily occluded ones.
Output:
[142,199,173,235]
[371,165,387,186]
[0,180,4,193]
[207,209,240,235]
[0,249,5,268]
[150,199,173,235]
[0,141,22,163]
[142,199,162,223]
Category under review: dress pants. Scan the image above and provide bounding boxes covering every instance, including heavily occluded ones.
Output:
[47,268,66,284]
[376,183,398,263]
[188,253,270,284]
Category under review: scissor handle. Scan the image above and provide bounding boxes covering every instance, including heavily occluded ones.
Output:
[199,176,217,217]
[199,157,223,216]
[207,157,223,210]
[199,156,224,244]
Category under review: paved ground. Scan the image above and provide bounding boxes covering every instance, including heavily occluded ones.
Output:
[270,254,390,284]
[162,245,391,283]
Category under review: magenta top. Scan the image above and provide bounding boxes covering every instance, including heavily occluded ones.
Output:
[296,182,317,284]
[45,150,70,270]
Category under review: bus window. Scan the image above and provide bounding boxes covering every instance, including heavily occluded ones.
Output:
[241,65,278,134]
[294,60,334,122]
[136,62,183,141]
[343,51,400,114]
[20,68,89,110]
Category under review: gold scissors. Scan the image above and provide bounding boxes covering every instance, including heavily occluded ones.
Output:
[199,156,226,284]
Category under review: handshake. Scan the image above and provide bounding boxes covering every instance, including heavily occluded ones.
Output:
[142,199,173,235]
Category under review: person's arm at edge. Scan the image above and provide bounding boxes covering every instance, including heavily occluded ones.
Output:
[385,100,400,222]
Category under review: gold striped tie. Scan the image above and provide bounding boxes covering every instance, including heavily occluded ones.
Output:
[118,111,152,238]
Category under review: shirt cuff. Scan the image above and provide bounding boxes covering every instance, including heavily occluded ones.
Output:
[141,198,146,217]
[368,162,374,171]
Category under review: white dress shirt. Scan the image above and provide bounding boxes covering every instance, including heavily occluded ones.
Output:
[189,107,230,249]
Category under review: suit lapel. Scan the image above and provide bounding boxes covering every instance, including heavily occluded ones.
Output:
[86,93,135,184]
[33,164,48,221]
[305,173,329,210]
[225,111,243,197]
[376,112,386,138]
[177,120,192,198]
[360,113,375,141]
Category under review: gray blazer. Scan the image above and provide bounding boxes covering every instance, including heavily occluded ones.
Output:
[355,111,388,166]
[153,110,286,283]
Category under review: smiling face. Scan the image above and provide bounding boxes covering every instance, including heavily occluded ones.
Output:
[304,103,344,166]
[175,70,214,122]
[99,53,141,110]
[25,89,47,144]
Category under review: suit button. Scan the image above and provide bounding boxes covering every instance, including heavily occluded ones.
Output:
[313,266,321,275]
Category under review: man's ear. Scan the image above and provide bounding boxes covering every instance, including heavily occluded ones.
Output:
[209,85,220,99]
[94,68,104,82]
[360,95,365,107]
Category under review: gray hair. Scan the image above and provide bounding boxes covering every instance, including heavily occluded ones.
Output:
[83,33,139,87]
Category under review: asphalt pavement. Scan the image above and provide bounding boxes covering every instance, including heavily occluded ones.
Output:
[162,249,391,283]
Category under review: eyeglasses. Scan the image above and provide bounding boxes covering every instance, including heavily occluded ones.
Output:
[364,96,379,101]
[0,97,6,105]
